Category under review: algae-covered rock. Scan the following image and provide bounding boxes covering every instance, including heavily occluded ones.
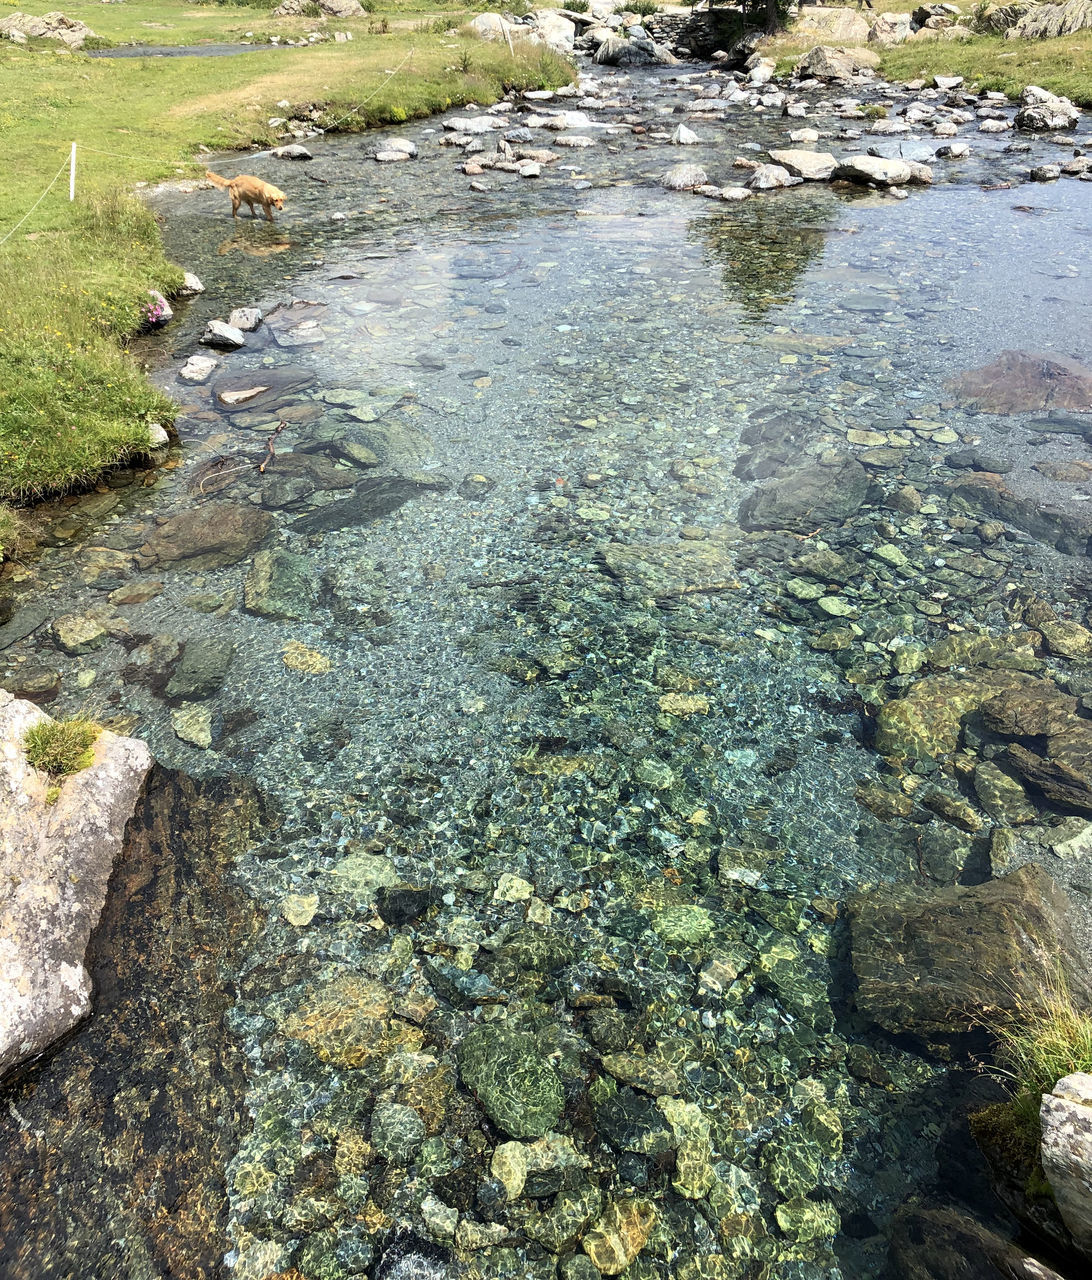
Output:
[458,1024,564,1138]
[849,865,1092,1038]
[371,1100,425,1164]
[873,673,1019,758]
[582,1199,657,1274]
[244,549,314,621]
[280,972,423,1068]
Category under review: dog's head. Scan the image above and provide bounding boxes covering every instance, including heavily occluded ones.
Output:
[271,194,286,211]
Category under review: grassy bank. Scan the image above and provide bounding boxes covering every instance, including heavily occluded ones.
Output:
[879,31,1092,107]
[0,3,571,520]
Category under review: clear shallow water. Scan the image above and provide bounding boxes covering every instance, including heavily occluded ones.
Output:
[3,63,1092,1280]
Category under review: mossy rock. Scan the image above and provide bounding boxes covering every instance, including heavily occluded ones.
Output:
[458,1024,564,1139]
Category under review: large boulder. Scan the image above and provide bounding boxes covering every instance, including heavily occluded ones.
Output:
[848,865,1092,1040]
[594,35,678,66]
[0,692,154,1078]
[274,0,364,14]
[946,349,1092,413]
[1040,1073,1092,1260]
[0,11,95,48]
[534,10,576,51]
[793,5,871,43]
[868,12,913,45]
[738,452,869,533]
[795,44,880,81]
[1015,84,1080,130]
[768,148,837,180]
[1012,0,1092,39]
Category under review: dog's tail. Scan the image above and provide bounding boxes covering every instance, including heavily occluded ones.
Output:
[205,170,231,189]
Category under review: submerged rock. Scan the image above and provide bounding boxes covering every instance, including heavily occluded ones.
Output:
[849,865,1092,1039]
[244,548,314,621]
[137,502,273,571]
[290,476,433,535]
[458,1023,564,1138]
[946,350,1092,414]
[0,692,153,1078]
[739,452,869,533]
[582,1199,657,1274]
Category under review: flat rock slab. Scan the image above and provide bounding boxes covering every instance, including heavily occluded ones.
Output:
[1040,1072,1092,1257]
[0,692,153,1079]
[211,365,316,414]
[290,476,433,535]
[946,350,1092,414]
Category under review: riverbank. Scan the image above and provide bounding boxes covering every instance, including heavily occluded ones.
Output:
[0,14,571,527]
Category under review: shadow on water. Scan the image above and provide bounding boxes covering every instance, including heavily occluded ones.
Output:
[0,769,265,1280]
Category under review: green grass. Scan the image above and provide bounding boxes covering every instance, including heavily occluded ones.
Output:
[879,32,1092,106]
[0,503,23,558]
[22,715,102,777]
[0,6,572,509]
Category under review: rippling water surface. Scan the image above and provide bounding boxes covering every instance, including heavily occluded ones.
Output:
[2,62,1091,1280]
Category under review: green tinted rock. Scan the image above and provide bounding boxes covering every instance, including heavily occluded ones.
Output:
[458,1024,564,1138]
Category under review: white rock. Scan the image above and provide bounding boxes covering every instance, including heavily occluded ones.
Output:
[745,163,801,191]
[200,320,246,349]
[228,307,263,332]
[833,153,913,185]
[789,127,821,144]
[179,355,219,383]
[662,163,709,191]
[0,692,153,1079]
[147,422,171,449]
[768,148,837,180]
[380,137,418,157]
[936,142,969,158]
[672,124,700,146]
[1041,1072,1092,1256]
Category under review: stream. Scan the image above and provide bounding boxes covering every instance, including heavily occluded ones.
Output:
[2,59,1092,1280]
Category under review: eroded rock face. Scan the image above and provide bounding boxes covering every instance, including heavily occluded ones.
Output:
[0,692,153,1079]
[848,865,1092,1039]
[1040,1072,1092,1260]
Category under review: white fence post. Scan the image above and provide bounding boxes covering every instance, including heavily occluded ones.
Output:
[69,142,76,202]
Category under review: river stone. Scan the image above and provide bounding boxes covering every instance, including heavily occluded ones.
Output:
[525,1182,602,1251]
[1041,620,1092,659]
[973,760,1037,824]
[52,613,109,656]
[170,703,213,750]
[662,163,708,191]
[179,355,218,383]
[290,477,432,535]
[244,549,314,621]
[227,307,262,332]
[947,350,1092,413]
[745,163,800,190]
[1040,1072,1092,1257]
[164,636,235,701]
[768,148,837,180]
[212,365,316,413]
[137,503,273,571]
[848,864,1092,1038]
[1015,85,1080,131]
[270,143,312,160]
[371,1100,425,1164]
[200,320,245,350]
[874,672,1025,759]
[0,692,154,1078]
[739,452,869,533]
[582,1199,657,1275]
[280,971,423,1068]
[833,154,913,185]
[457,1024,564,1138]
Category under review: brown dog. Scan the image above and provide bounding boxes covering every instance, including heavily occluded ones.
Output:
[206,170,286,221]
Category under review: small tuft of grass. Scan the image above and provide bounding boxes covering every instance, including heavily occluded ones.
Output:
[989,979,1092,1107]
[973,974,1092,1187]
[0,503,24,560]
[22,716,102,778]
